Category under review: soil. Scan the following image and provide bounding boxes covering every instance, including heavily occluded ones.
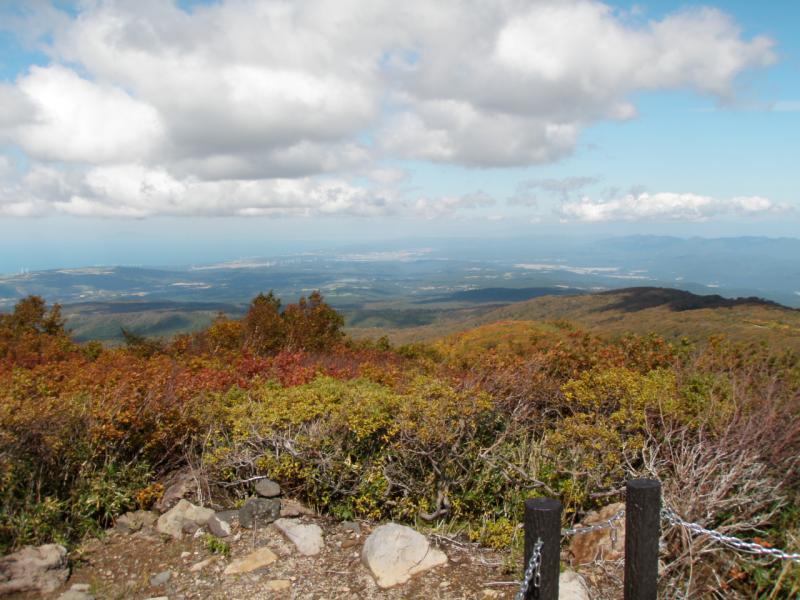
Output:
[27,513,526,600]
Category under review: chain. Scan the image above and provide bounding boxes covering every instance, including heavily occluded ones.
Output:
[662,506,800,563]
[562,509,626,540]
[514,538,543,600]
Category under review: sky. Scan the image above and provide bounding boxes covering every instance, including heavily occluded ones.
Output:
[0,0,798,272]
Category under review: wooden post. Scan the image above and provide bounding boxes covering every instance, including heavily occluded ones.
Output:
[523,498,561,600]
[624,478,661,600]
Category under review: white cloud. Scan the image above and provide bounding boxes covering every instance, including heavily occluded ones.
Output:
[6,66,165,164]
[0,162,490,219]
[377,3,774,166]
[559,192,784,222]
[0,0,778,217]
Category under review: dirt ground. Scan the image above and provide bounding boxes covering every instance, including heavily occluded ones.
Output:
[33,514,530,600]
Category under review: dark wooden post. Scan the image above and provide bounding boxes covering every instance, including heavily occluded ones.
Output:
[523,498,561,600]
[624,478,661,600]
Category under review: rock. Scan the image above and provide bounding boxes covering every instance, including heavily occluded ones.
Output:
[223,547,279,575]
[154,470,197,513]
[115,510,157,534]
[149,570,172,586]
[215,510,238,525]
[186,503,215,524]
[181,521,200,535]
[57,591,93,600]
[567,502,625,565]
[341,521,361,535]
[0,544,69,594]
[207,515,232,538]
[273,518,324,556]
[156,499,215,539]
[279,498,315,518]
[239,497,281,529]
[265,579,292,591]
[156,499,190,538]
[254,479,282,498]
[189,557,218,572]
[559,570,591,600]
[56,583,95,600]
[341,538,360,549]
[361,523,447,588]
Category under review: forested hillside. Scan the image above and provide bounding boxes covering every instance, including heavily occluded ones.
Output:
[352,287,800,353]
[1,291,799,597]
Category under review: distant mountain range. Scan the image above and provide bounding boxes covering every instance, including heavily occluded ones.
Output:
[2,235,799,342]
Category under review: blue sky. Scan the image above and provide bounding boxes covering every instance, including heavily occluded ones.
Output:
[0,0,798,272]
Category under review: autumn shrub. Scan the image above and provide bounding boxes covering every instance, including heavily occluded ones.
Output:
[200,374,505,522]
[2,294,799,598]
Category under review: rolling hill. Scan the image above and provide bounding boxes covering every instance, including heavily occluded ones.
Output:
[350,287,800,352]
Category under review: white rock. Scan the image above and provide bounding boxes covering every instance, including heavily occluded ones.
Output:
[156,499,215,539]
[361,523,447,588]
[56,586,95,600]
[156,499,192,538]
[559,570,591,600]
[273,518,324,556]
[0,544,69,594]
[184,503,215,526]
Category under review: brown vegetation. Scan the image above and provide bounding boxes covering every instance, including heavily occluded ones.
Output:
[1,292,799,597]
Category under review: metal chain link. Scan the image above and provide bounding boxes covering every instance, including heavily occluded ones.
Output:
[662,506,800,563]
[514,538,543,600]
[562,509,626,540]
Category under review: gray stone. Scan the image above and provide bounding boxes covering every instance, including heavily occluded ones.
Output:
[559,570,590,600]
[115,510,158,534]
[207,515,232,538]
[273,518,324,556]
[184,502,215,525]
[157,499,191,538]
[0,544,69,594]
[215,510,238,525]
[181,520,200,534]
[56,583,95,600]
[341,521,361,535]
[254,479,281,498]
[361,523,447,588]
[156,499,215,539]
[154,470,196,513]
[149,570,172,587]
[238,497,280,529]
